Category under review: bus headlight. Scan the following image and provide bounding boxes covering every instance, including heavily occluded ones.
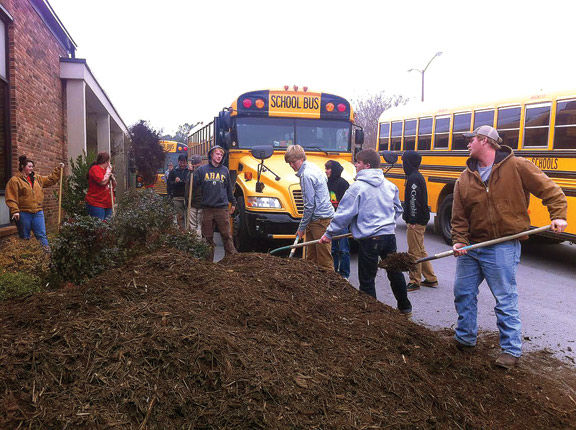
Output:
[246,197,282,209]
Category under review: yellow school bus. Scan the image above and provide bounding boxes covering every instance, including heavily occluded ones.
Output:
[189,87,364,250]
[136,140,189,194]
[377,90,576,244]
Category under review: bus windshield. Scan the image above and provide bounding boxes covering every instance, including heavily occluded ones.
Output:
[236,117,351,152]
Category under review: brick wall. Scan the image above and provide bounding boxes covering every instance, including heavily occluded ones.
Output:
[3,0,68,230]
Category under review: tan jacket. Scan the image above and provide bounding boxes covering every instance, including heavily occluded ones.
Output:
[5,166,61,217]
[451,146,567,245]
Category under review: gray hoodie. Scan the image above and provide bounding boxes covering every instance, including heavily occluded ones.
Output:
[296,161,335,232]
[325,168,403,239]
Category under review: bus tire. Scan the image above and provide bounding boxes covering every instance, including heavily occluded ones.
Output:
[437,194,453,245]
[233,199,256,252]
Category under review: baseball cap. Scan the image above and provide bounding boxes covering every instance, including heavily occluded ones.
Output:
[463,125,503,144]
[190,154,202,165]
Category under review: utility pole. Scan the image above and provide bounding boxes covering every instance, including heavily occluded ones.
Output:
[408,51,443,102]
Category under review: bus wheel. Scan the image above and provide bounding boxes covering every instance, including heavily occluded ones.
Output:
[233,199,255,252]
[437,194,453,245]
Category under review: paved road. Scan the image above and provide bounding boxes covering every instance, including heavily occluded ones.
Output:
[213,219,576,364]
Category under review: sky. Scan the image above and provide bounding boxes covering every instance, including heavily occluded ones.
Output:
[48,0,576,135]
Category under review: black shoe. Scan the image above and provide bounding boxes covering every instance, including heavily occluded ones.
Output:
[454,340,475,352]
[421,280,439,288]
[407,283,420,292]
[398,307,412,317]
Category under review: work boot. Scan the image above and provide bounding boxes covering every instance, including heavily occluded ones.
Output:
[407,283,420,292]
[398,307,412,318]
[495,353,519,369]
[454,339,475,352]
[421,280,438,288]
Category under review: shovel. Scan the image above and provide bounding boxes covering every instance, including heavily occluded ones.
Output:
[288,235,300,258]
[380,225,552,272]
[57,164,64,230]
[270,233,353,255]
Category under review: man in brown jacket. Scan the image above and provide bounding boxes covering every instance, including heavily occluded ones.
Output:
[451,125,567,369]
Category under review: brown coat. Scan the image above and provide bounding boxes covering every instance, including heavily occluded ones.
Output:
[5,166,61,217]
[451,146,567,245]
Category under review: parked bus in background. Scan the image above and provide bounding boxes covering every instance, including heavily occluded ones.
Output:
[377,90,576,244]
[188,86,364,250]
[136,140,189,194]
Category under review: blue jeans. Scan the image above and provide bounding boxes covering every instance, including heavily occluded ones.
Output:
[17,211,49,247]
[86,204,112,220]
[357,234,411,312]
[453,240,522,357]
[332,236,350,278]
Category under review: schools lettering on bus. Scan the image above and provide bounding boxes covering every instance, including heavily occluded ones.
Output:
[530,157,559,170]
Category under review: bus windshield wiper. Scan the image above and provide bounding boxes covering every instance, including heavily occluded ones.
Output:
[305,146,329,155]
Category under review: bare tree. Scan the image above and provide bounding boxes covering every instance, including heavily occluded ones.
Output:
[353,92,409,150]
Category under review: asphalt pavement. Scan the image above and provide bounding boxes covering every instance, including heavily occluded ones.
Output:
[213,218,576,365]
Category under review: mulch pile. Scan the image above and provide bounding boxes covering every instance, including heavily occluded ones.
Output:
[1,251,575,429]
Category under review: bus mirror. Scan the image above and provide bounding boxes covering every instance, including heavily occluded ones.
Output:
[219,110,232,130]
[222,131,232,149]
[379,150,398,165]
[355,129,364,146]
[251,145,274,160]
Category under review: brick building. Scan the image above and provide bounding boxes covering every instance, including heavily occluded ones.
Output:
[0,0,128,237]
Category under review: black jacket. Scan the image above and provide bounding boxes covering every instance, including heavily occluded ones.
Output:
[168,167,188,198]
[402,150,430,225]
[194,161,237,209]
[326,160,349,210]
[184,167,203,209]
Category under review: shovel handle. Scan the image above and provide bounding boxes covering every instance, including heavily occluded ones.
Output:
[288,236,300,258]
[416,225,552,264]
[270,233,352,255]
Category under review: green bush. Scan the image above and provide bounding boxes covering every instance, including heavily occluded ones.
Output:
[59,151,96,217]
[50,216,123,284]
[0,272,43,300]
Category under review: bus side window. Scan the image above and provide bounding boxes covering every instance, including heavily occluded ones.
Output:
[404,119,417,151]
[417,117,432,150]
[474,109,495,129]
[378,122,390,151]
[391,121,402,151]
[554,99,576,149]
[452,112,472,150]
[523,103,551,148]
[434,116,450,149]
[497,106,521,149]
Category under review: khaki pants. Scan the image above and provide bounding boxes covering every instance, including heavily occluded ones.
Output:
[187,207,202,236]
[406,223,437,285]
[201,207,237,261]
[304,218,333,270]
[173,198,186,229]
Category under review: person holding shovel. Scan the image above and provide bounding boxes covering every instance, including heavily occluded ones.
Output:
[5,155,64,248]
[85,152,116,220]
[319,149,412,316]
[184,154,203,235]
[285,145,334,270]
[451,125,567,369]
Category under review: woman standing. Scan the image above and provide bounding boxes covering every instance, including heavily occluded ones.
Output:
[85,152,115,220]
[5,155,64,247]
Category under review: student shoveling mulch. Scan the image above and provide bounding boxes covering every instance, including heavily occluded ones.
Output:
[1,250,575,429]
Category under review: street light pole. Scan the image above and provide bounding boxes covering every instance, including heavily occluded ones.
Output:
[408,51,443,102]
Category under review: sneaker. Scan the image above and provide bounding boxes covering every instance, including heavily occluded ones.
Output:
[495,353,519,369]
[406,283,420,292]
[454,339,475,352]
[421,280,439,288]
[398,308,412,317]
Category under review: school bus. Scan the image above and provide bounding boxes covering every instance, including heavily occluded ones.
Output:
[377,90,576,244]
[189,87,364,250]
[136,140,189,194]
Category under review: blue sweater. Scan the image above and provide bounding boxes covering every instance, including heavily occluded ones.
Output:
[325,168,403,239]
[296,161,334,231]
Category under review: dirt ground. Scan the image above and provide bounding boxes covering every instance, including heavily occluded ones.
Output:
[1,251,575,429]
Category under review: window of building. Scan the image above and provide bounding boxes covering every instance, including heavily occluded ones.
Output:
[523,103,550,148]
[378,122,390,151]
[452,112,471,150]
[473,109,495,128]
[434,115,450,149]
[0,17,8,191]
[497,106,521,149]
[403,119,417,151]
[553,99,576,149]
[417,117,432,150]
[390,121,402,151]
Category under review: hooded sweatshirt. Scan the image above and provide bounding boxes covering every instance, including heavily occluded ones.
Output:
[401,150,430,225]
[325,168,403,239]
[326,160,349,210]
[194,147,236,209]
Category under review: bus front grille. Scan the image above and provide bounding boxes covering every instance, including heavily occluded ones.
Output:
[292,189,304,215]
